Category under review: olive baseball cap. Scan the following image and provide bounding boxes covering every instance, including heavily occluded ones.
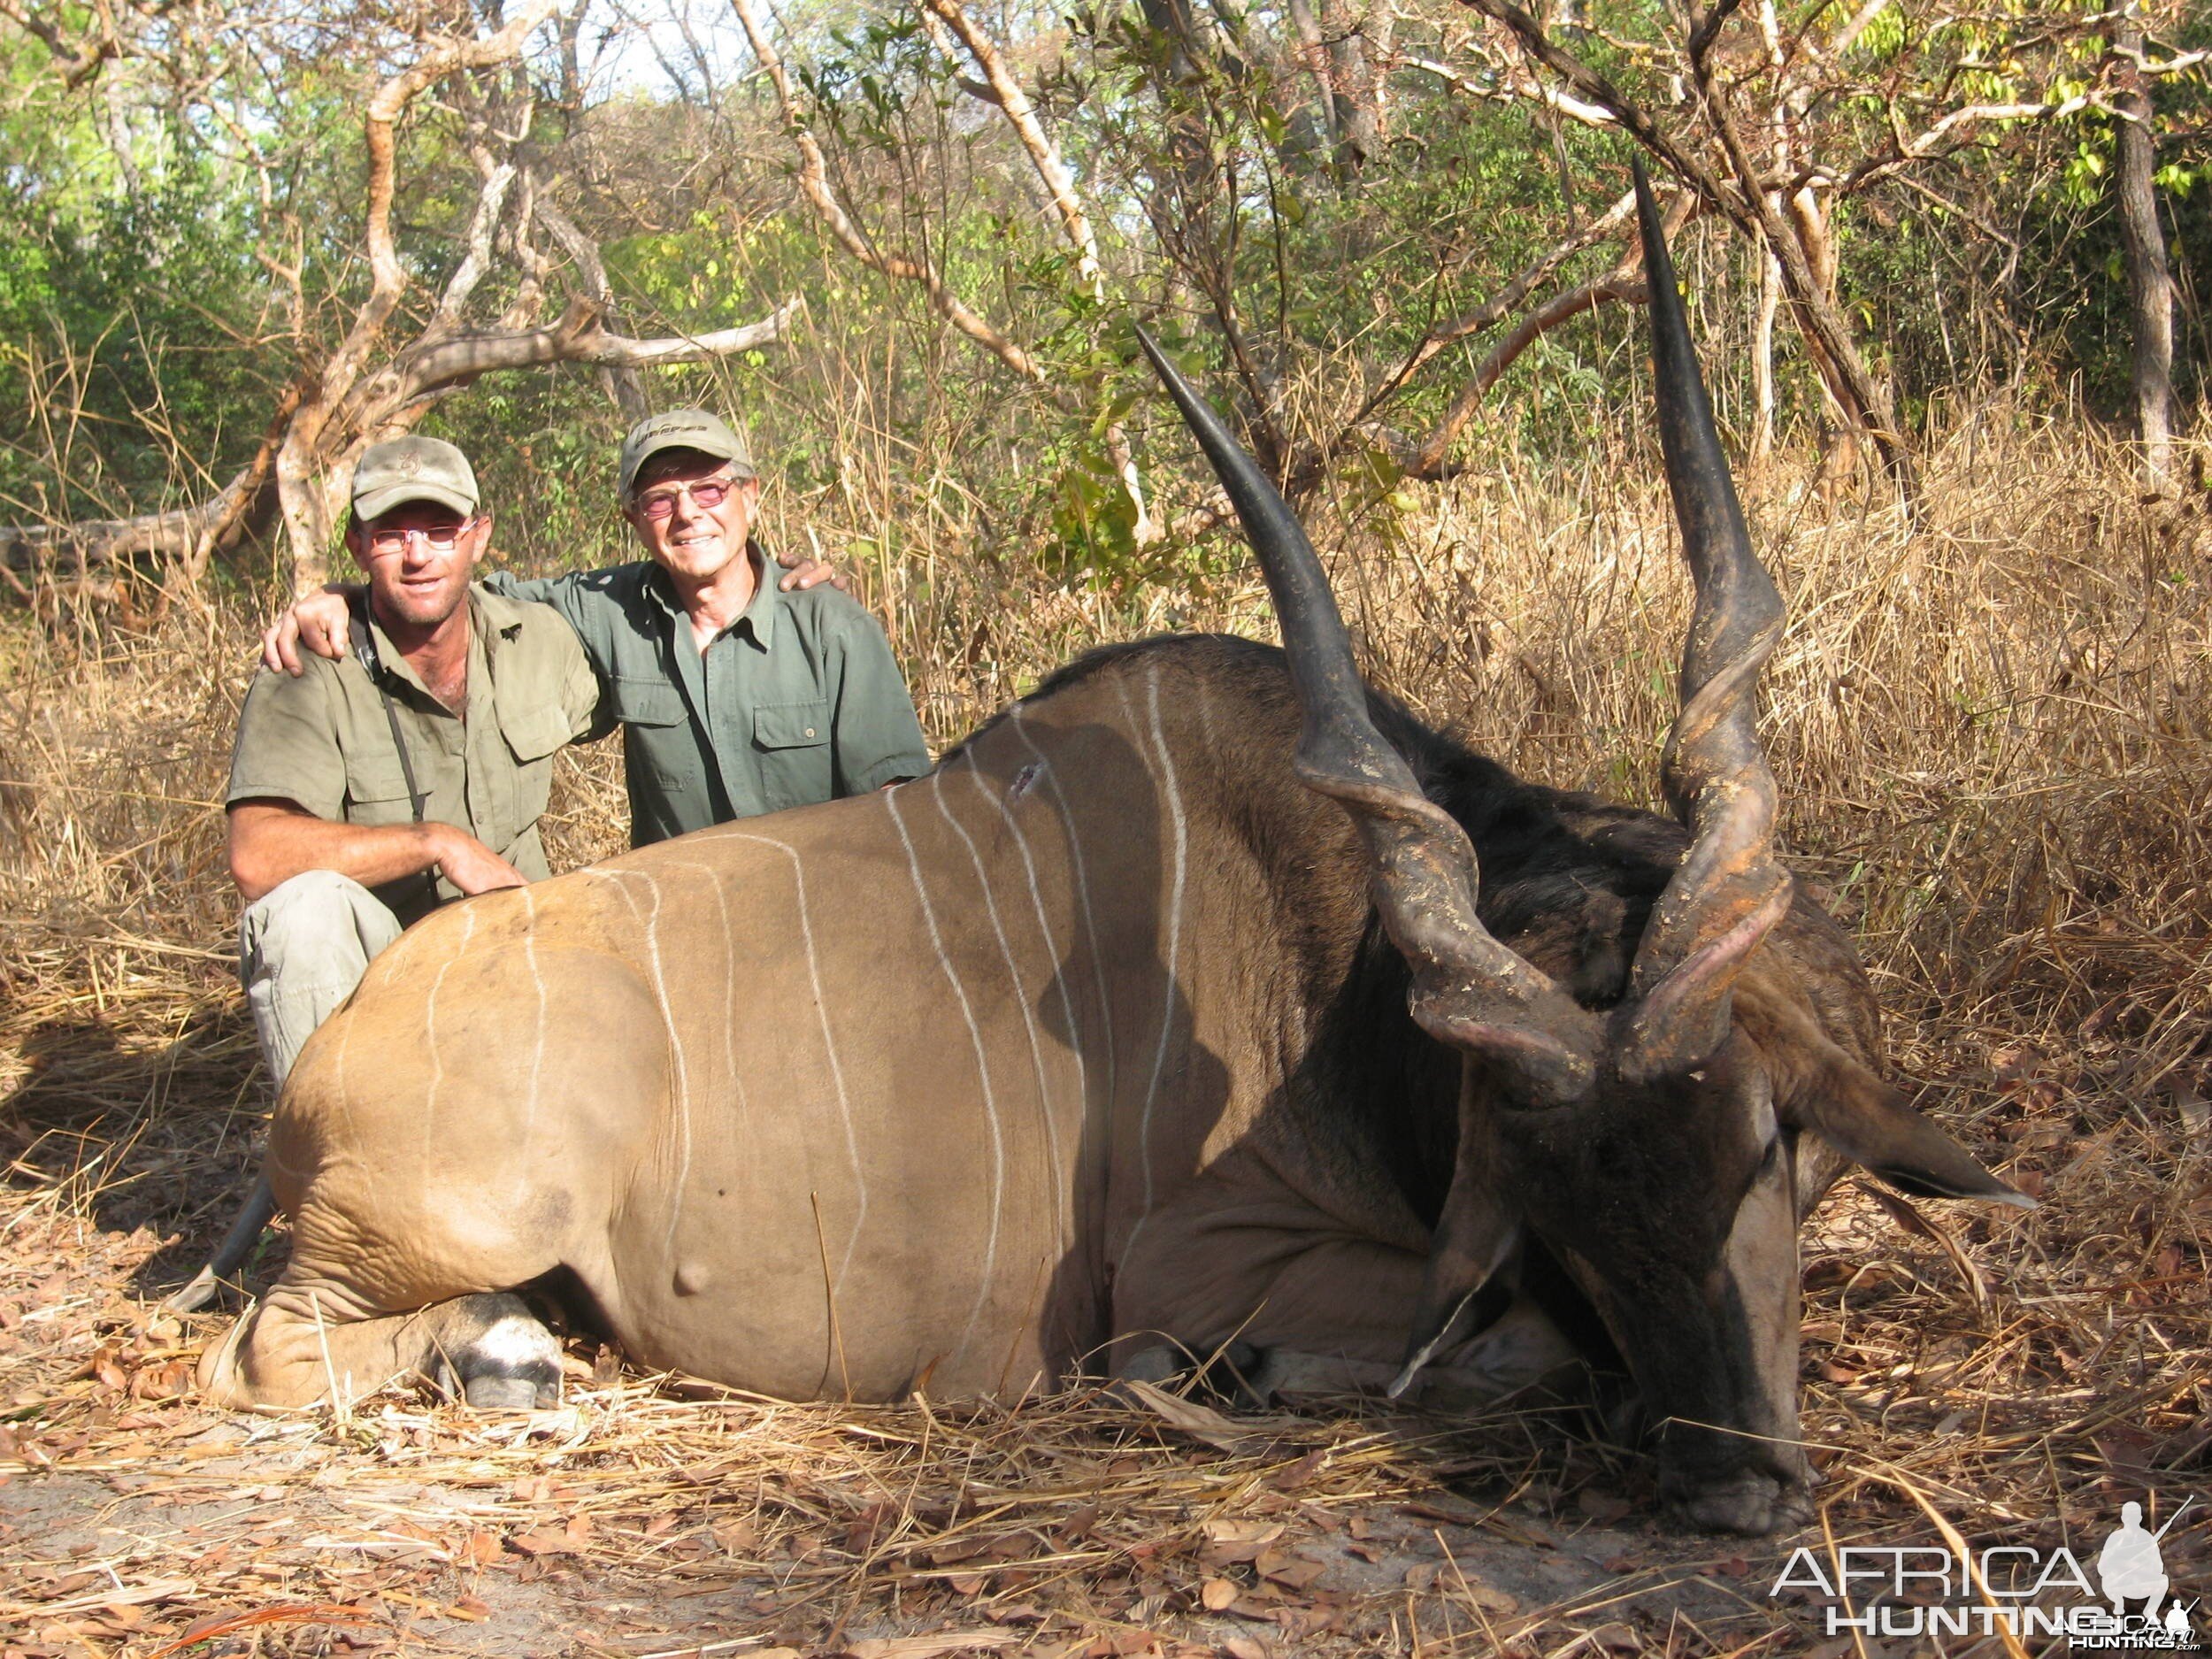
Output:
[351,436,480,521]
[618,408,756,501]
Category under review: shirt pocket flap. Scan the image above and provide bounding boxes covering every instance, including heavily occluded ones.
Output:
[499,700,574,763]
[755,700,830,750]
[344,753,413,805]
[611,676,687,727]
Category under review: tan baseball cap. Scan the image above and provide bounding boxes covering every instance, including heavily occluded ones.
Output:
[618,409,756,501]
[351,436,480,521]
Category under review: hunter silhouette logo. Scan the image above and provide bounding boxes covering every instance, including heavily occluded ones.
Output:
[1770,1494,2200,1647]
[2103,1502,2181,1621]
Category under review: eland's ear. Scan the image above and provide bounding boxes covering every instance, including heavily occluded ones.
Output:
[1392,1071,1525,1397]
[1781,1038,2034,1208]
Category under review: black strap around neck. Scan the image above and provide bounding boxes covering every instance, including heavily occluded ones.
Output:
[347,592,429,826]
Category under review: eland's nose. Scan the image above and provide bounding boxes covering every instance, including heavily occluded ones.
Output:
[1663,1449,1814,1535]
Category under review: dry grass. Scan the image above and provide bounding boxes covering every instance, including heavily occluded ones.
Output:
[1,407,2208,1658]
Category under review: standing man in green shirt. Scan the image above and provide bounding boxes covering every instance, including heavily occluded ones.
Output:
[263,409,933,846]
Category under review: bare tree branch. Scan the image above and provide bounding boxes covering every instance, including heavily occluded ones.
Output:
[3,371,302,580]
[2,303,799,580]
[1409,194,1690,476]
[1359,184,1640,419]
[1455,0,1747,222]
[729,0,1043,381]
[430,159,520,334]
[1405,53,1619,131]
[535,196,650,419]
[0,0,126,88]
[1691,53,1914,489]
[274,0,565,586]
[916,0,1102,296]
[1455,0,1917,490]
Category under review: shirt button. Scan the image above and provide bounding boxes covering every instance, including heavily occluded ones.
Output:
[804,727,816,738]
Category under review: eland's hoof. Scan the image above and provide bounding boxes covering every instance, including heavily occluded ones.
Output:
[425,1293,563,1411]
[465,1373,551,1410]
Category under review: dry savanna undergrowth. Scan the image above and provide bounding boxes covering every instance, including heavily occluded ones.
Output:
[0,407,2207,1658]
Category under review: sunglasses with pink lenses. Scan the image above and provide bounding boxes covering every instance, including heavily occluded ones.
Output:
[634,476,739,519]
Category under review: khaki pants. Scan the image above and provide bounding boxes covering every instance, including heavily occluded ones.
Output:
[236,870,403,1088]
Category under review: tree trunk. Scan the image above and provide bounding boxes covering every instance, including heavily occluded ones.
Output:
[1286,0,1339,152]
[1783,183,1864,493]
[1323,0,1393,169]
[2115,20,2176,494]
[1752,243,1779,461]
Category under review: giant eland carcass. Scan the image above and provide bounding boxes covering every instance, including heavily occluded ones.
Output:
[196,171,2029,1535]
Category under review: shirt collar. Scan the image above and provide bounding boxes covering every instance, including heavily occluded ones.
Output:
[363,588,492,710]
[644,541,780,650]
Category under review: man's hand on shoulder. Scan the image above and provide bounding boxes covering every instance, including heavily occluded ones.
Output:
[774,547,851,594]
[262,584,360,675]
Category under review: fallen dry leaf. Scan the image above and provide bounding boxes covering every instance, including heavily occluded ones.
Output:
[1576,1489,1632,1524]
[1198,1517,1283,1567]
[834,1632,1021,1658]
[1254,1548,1325,1591]
[1117,1379,1263,1451]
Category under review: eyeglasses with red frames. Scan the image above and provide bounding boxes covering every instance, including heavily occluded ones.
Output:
[633,474,740,519]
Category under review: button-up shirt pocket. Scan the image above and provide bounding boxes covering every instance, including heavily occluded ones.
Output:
[753,698,832,811]
[498,700,575,839]
[343,752,417,826]
[611,676,687,730]
[611,673,702,807]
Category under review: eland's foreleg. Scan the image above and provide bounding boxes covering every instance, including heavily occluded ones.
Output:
[199,1286,562,1410]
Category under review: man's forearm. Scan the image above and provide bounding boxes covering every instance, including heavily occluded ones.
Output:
[228,806,457,902]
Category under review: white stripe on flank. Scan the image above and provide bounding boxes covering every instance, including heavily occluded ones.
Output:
[518,886,546,1154]
[935,765,1065,1229]
[886,784,1004,1367]
[682,839,869,1291]
[663,858,740,1125]
[588,869,693,1257]
[1117,664,1188,1270]
[1010,703,1115,1115]
[419,906,479,1178]
[968,759,1089,1194]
